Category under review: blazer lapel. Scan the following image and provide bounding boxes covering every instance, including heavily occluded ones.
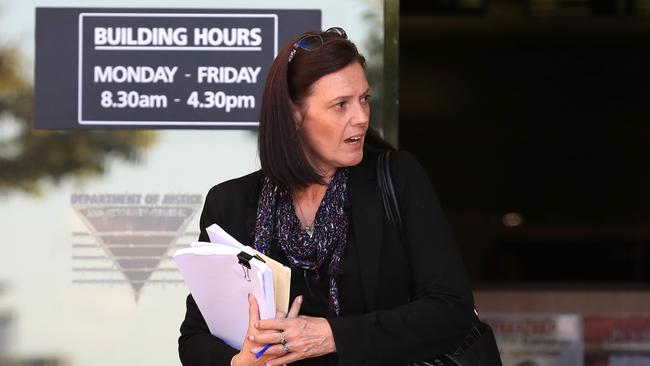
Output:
[348,156,383,311]
[244,171,263,246]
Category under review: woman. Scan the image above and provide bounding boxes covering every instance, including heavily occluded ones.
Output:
[179,27,475,366]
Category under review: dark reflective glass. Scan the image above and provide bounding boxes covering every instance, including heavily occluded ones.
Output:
[288,27,348,62]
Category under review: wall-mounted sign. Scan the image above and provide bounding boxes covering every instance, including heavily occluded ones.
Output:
[35,8,321,129]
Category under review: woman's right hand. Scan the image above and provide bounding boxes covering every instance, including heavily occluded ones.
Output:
[232,294,303,366]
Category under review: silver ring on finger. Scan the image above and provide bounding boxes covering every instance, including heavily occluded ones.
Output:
[279,332,286,345]
[281,343,290,354]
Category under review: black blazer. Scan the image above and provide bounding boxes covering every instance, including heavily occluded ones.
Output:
[179,149,475,366]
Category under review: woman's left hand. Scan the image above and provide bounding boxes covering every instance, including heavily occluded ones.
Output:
[249,316,336,365]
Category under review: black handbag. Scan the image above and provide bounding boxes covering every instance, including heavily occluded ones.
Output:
[376,150,503,366]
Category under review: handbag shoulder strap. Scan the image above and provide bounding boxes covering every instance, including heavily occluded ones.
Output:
[377,150,404,236]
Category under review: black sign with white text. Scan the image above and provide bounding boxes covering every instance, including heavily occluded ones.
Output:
[35,8,321,129]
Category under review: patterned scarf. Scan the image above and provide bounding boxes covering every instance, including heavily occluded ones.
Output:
[253,168,350,316]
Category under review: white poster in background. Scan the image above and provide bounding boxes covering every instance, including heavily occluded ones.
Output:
[584,316,650,366]
[483,314,584,366]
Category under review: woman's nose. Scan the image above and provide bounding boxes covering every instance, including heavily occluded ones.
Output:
[351,101,369,126]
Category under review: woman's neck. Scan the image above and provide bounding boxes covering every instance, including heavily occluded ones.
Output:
[295,168,335,200]
[291,171,334,230]
[294,181,328,203]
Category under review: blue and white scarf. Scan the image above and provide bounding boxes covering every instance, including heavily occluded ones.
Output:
[253,169,350,316]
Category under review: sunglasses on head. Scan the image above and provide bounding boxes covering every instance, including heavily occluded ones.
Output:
[288,27,348,63]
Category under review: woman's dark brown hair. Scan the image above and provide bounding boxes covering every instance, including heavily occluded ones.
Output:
[258,30,376,192]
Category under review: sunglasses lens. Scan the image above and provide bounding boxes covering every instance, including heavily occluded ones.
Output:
[289,28,347,63]
[324,27,347,40]
[296,35,323,51]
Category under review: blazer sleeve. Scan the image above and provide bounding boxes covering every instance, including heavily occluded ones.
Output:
[178,185,239,366]
[328,151,475,366]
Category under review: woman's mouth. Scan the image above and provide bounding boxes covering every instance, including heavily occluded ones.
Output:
[344,135,363,144]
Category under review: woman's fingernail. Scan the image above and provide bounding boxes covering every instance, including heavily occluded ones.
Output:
[248,335,254,341]
[251,348,260,353]
[297,295,303,302]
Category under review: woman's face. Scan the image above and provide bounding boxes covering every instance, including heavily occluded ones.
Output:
[294,62,370,177]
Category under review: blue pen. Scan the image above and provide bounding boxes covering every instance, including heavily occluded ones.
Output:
[255,343,273,359]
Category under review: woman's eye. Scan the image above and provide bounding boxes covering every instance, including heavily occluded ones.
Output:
[334,101,347,109]
[362,94,371,103]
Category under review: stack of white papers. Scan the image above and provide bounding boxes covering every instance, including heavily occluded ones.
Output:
[174,224,291,350]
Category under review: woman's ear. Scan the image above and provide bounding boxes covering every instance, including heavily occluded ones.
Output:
[290,101,304,130]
